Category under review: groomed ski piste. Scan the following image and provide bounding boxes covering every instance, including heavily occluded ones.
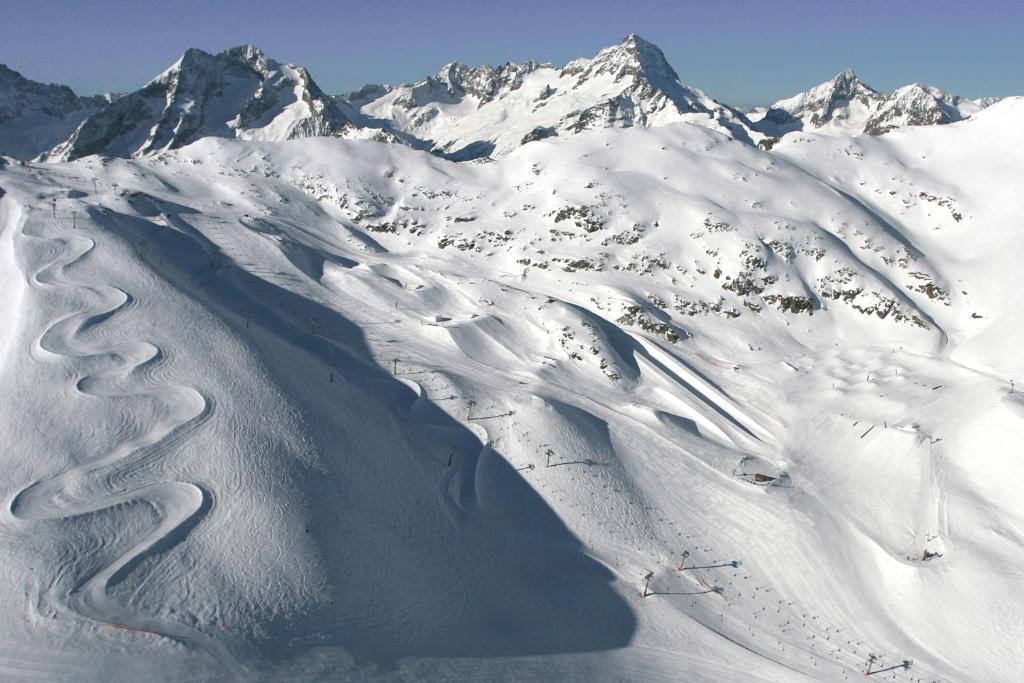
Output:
[0,98,1022,681]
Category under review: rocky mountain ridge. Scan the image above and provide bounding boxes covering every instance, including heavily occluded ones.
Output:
[0,37,1006,162]
[0,64,110,159]
[356,34,755,158]
[43,45,364,161]
[755,69,997,137]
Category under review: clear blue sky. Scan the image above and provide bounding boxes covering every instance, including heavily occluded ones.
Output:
[1,0,1020,105]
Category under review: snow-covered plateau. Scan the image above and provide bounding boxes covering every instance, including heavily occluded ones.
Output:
[0,36,1022,682]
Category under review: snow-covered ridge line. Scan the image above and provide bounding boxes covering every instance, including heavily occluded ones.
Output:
[755,68,999,138]
[4,34,1007,164]
[40,44,385,162]
[0,64,111,160]
[356,33,756,158]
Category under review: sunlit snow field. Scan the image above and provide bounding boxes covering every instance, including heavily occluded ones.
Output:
[1,99,1022,681]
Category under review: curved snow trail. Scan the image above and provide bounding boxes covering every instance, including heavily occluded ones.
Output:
[2,214,244,676]
[388,377,488,513]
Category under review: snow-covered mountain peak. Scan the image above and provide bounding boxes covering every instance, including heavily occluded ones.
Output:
[756,70,999,138]
[0,64,92,117]
[562,33,679,87]
[431,59,548,104]
[830,68,860,89]
[150,45,275,88]
[222,43,268,65]
[888,82,963,108]
[357,34,753,159]
[44,45,358,161]
[0,64,108,159]
[0,63,31,86]
[10,41,1009,164]
[762,69,883,133]
[862,81,1002,135]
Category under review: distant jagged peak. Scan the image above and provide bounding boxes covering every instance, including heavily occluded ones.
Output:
[221,43,268,64]
[410,33,686,103]
[223,44,283,79]
[343,83,393,108]
[773,68,883,115]
[148,47,213,89]
[830,68,860,89]
[0,63,80,100]
[888,82,963,106]
[560,34,742,123]
[971,95,1004,108]
[432,59,549,102]
[389,58,550,110]
[0,62,105,121]
[45,43,358,161]
[0,63,30,83]
[863,82,969,135]
[757,68,1002,137]
[754,68,884,134]
[151,44,282,87]
[0,62,109,159]
[563,33,680,88]
[157,46,213,75]
[357,32,754,157]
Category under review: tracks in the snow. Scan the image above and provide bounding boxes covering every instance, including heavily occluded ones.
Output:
[1,211,243,675]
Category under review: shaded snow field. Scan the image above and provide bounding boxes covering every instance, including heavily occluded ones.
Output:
[0,100,1022,681]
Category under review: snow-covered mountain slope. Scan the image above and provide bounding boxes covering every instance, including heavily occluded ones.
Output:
[0,100,1022,681]
[0,65,109,160]
[44,46,368,162]
[771,97,1024,375]
[354,34,755,159]
[757,69,997,137]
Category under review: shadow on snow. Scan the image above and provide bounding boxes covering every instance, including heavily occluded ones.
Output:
[92,199,636,672]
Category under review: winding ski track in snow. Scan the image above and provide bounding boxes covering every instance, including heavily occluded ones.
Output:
[389,376,489,513]
[1,211,244,676]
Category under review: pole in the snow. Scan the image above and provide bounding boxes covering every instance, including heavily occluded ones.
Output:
[677,550,690,572]
[392,358,399,375]
[92,179,98,194]
[545,448,554,468]
[681,560,742,571]
[641,571,653,598]
[51,199,56,218]
[467,399,476,420]
[447,445,455,467]
[329,360,336,383]
[72,212,77,229]
[865,658,912,676]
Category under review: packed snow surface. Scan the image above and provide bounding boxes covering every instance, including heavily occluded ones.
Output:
[0,98,1022,681]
